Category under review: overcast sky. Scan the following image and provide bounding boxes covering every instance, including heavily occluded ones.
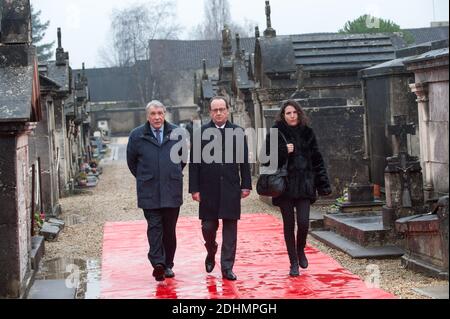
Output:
[31,0,449,69]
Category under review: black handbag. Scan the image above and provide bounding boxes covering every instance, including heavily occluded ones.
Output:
[256,132,289,198]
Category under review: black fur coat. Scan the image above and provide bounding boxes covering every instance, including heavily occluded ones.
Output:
[265,121,331,206]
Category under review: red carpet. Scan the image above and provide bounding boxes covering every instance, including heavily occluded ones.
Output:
[101,214,395,299]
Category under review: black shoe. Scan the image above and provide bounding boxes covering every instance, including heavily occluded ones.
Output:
[289,264,300,277]
[165,268,175,278]
[299,251,309,269]
[152,264,165,282]
[205,259,215,273]
[205,243,218,273]
[222,269,237,281]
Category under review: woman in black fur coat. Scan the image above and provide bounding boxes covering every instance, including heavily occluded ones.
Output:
[265,100,331,277]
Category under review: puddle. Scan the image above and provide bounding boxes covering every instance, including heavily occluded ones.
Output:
[36,258,101,299]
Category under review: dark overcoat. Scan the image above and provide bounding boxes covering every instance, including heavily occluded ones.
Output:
[265,121,331,206]
[127,121,186,210]
[189,121,252,220]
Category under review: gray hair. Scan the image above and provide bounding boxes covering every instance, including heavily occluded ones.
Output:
[146,100,166,114]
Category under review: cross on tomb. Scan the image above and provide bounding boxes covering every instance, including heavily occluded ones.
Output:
[388,115,416,155]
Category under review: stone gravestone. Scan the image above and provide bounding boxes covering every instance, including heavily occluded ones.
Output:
[337,184,384,213]
[383,115,425,227]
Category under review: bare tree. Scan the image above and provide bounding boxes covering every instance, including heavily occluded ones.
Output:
[99,1,180,67]
[189,0,256,40]
[98,0,181,105]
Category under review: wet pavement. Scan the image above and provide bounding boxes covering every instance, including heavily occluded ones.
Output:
[34,257,102,299]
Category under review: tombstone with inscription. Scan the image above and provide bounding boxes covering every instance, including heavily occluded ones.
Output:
[0,0,41,298]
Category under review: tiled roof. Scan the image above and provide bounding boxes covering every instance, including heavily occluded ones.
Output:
[289,33,403,72]
[73,67,140,103]
[149,38,255,72]
[404,26,449,45]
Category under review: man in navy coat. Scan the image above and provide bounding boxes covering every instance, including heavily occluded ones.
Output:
[127,100,186,282]
[189,96,252,281]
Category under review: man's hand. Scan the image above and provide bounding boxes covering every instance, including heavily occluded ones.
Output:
[287,144,295,154]
[192,192,201,202]
[241,189,251,199]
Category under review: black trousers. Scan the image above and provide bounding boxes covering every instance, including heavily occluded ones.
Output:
[279,199,311,265]
[202,219,238,272]
[144,208,180,269]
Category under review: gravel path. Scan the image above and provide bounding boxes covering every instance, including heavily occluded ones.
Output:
[43,139,447,299]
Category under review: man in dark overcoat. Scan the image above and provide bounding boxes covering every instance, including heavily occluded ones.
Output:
[127,100,186,282]
[189,96,252,281]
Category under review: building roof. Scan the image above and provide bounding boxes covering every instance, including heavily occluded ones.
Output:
[257,33,407,74]
[361,39,449,78]
[404,26,449,45]
[47,61,71,93]
[149,38,256,72]
[73,67,140,103]
[149,27,448,73]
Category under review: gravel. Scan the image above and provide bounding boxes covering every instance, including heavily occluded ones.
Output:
[43,140,448,299]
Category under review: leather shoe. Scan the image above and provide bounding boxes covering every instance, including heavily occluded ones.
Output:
[289,264,300,277]
[165,268,175,278]
[222,269,237,281]
[152,264,165,282]
[299,251,309,269]
[205,243,218,273]
[205,259,215,273]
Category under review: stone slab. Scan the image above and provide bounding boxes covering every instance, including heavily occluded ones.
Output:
[30,236,45,270]
[311,230,404,259]
[47,218,65,229]
[401,254,448,280]
[40,223,61,241]
[324,212,398,246]
[310,209,325,230]
[27,280,76,299]
[413,285,449,299]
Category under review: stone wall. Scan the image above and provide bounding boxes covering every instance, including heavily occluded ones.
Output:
[0,133,32,298]
[264,104,369,195]
[408,51,449,200]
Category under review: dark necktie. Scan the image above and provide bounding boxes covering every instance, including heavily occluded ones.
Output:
[155,129,162,145]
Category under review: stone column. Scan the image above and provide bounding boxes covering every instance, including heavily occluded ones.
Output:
[410,82,434,200]
[0,123,36,298]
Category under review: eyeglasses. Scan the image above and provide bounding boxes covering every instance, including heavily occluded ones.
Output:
[210,108,228,114]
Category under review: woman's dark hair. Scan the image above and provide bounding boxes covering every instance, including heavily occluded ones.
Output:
[276,100,310,127]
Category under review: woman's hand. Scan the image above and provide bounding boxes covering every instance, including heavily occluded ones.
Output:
[287,144,295,154]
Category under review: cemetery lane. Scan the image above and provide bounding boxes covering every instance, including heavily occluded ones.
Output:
[42,138,448,299]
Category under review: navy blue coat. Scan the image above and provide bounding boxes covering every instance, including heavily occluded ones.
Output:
[189,121,252,220]
[127,121,186,210]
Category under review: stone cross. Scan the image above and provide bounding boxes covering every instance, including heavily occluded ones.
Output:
[264,1,276,38]
[56,28,69,65]
[388,115,416,155]
[255,26,260,38]
[235,33,242,60]
[202,59,208,80]
[265,1,272,29]
[222,26,232,57]
[388,115,417,208]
